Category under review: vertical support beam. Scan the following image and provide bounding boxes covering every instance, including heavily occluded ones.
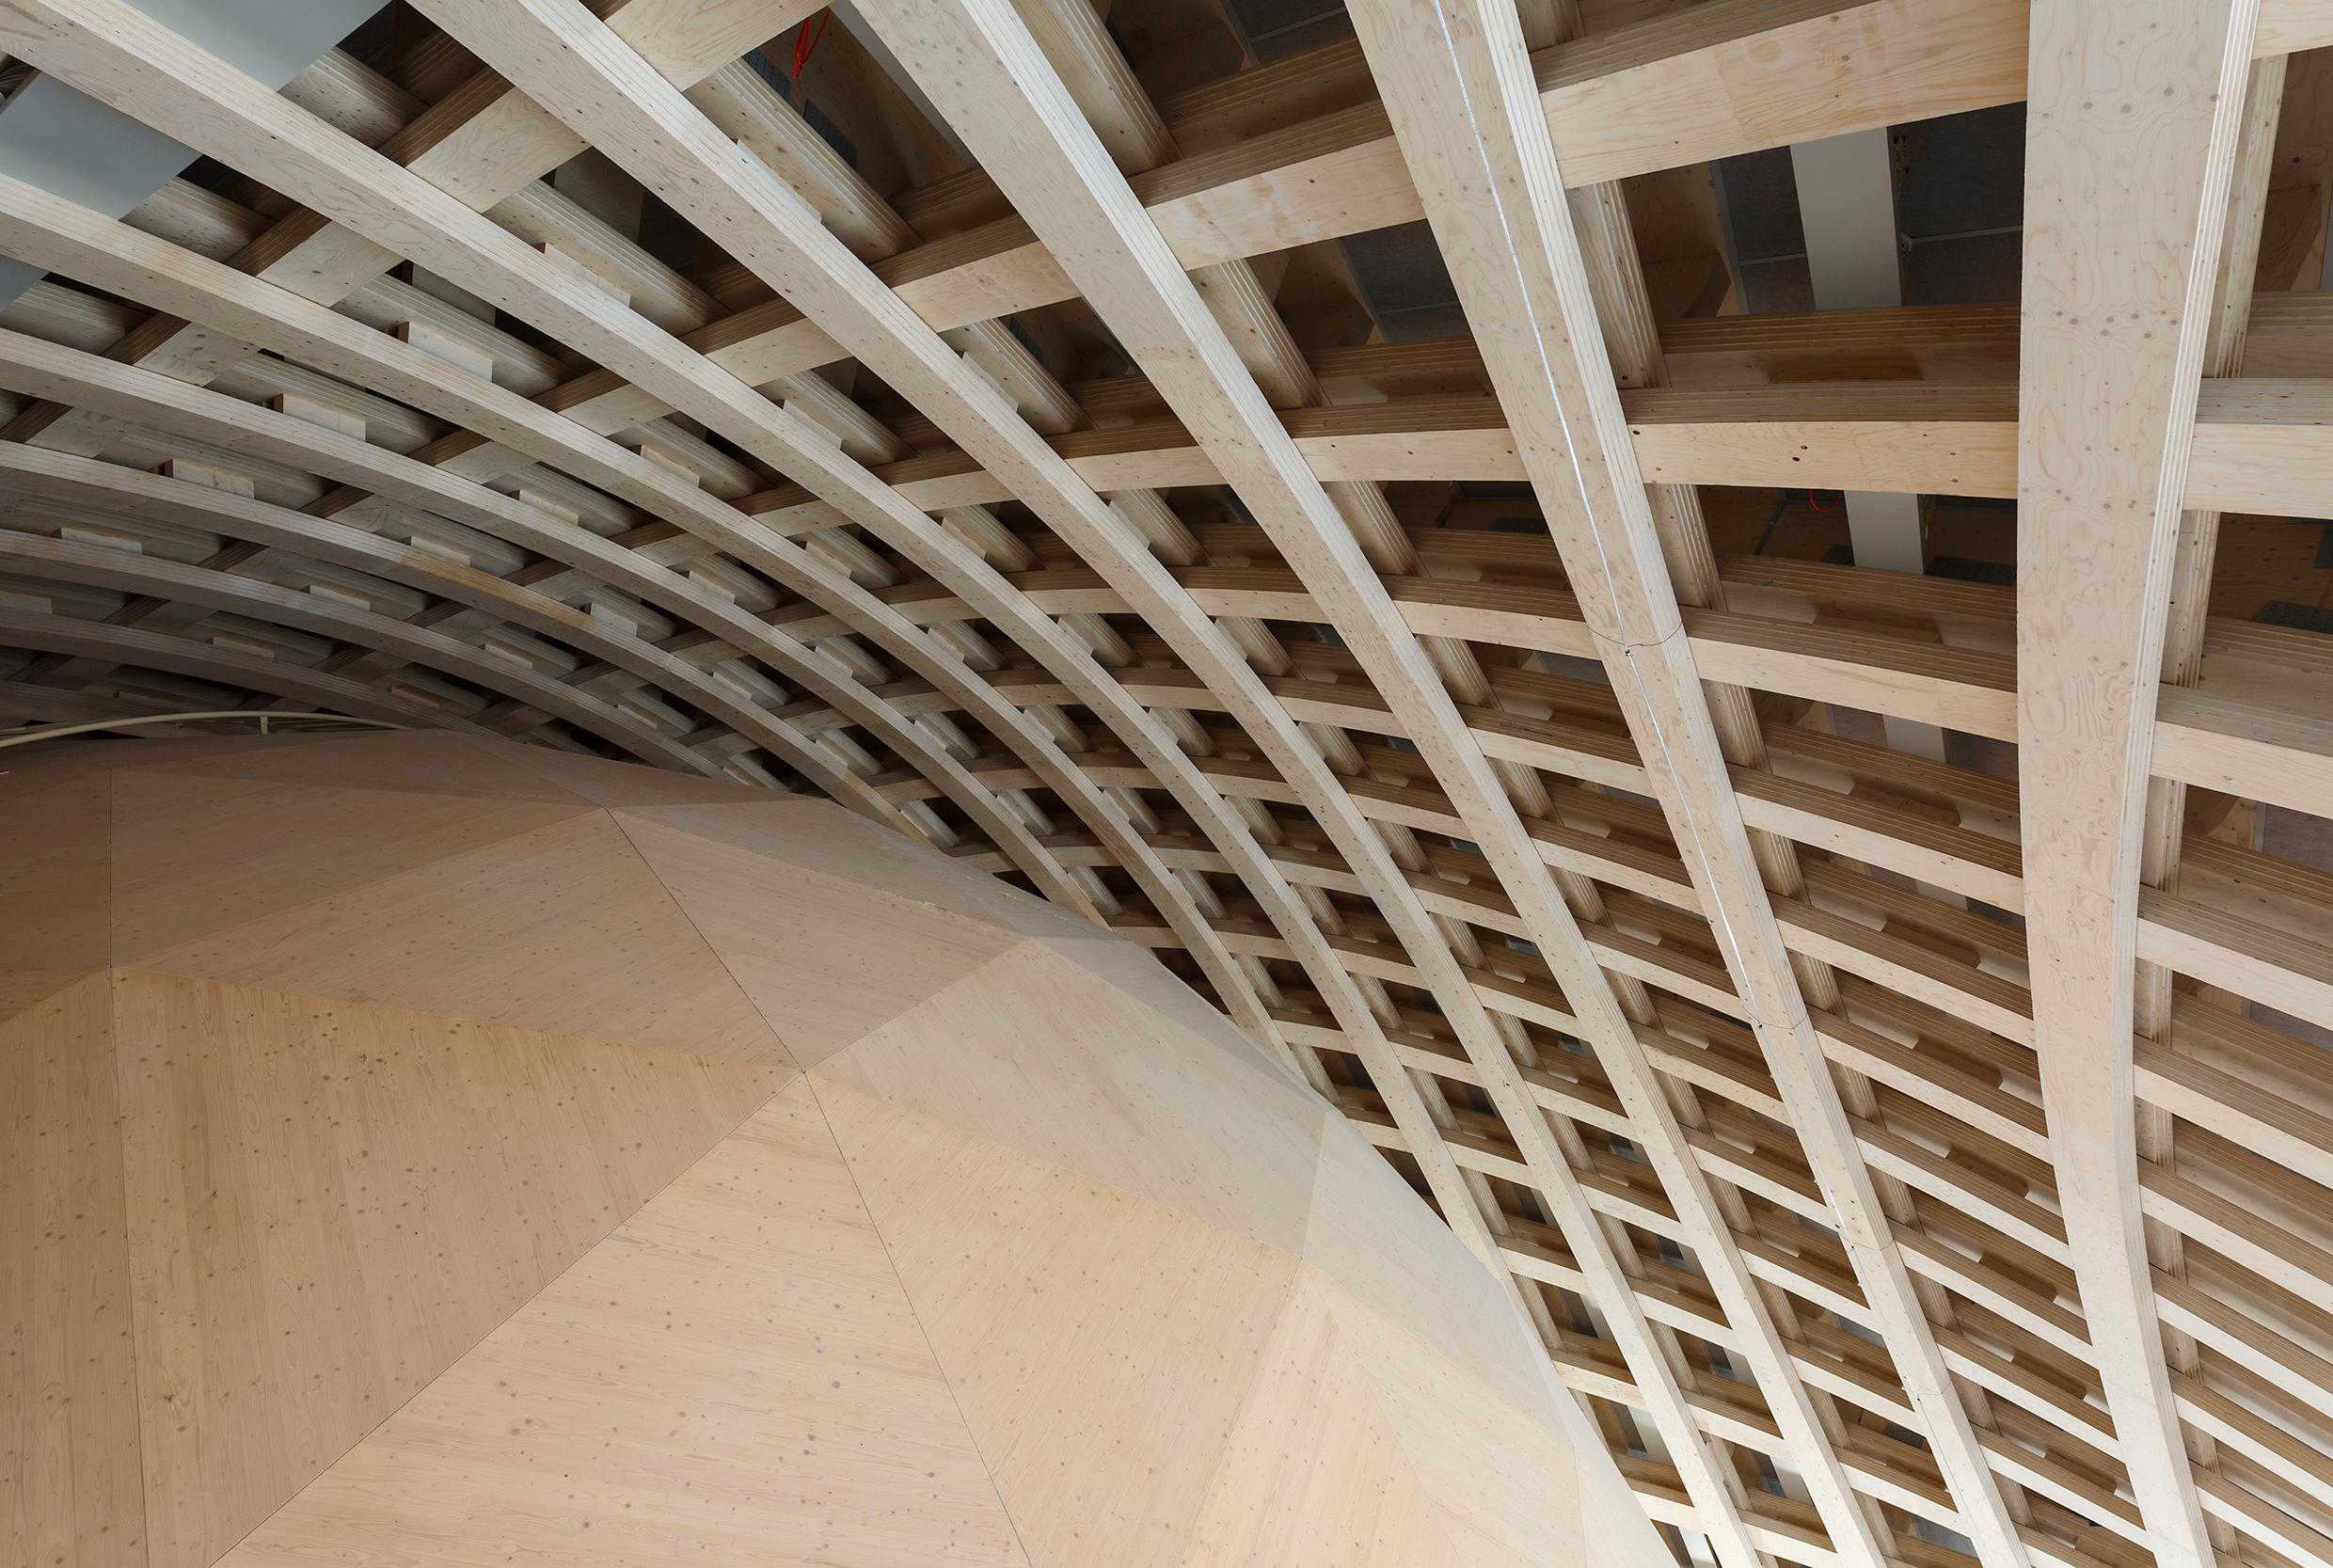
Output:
[1787,129,1948,772]
[2016,1,2262,1566]
[1791,131,1905,314]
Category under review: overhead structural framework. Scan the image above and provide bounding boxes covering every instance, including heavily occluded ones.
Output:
[6,0,2333,1565]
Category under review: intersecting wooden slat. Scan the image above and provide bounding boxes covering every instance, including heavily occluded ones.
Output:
[1334,0,2049,1565]
[8,0,2333,1560]
[839,3,1924,1561]
[381,14,1795,1541]
[54,0,1528,1226]
[0,110,1370,1076]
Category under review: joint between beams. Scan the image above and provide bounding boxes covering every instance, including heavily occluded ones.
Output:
[1586,617,1690,665]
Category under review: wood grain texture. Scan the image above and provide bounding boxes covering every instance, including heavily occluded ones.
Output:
[8,0,2333,1558]
[2014,0,2262,1563]
[3,732,1644,1568]
[108,767,795,1068]
[212,1078,1034,1568]
[1,973,144,1568]
[112,969,787,1567]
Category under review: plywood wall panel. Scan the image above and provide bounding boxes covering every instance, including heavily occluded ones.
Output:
[814,938,1329,1253]
[110,769,790,1067]
[618,809,1024,1068]
[1311,1272,1591,1568]
[214,1079,1030,1568]
[812,1076,1300,1568]
[0,973,145,1568]
[2,756,114,981]
[4,732,1657,1568]
[1033,932,1306,1083]
[127,731,600,805]
[1180,1273,1465,1568]
[109,971,786,1568]
[618,796,1102,942]
[1296,1107,1552,1404]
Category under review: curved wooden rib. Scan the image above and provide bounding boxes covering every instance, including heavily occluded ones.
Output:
[0,601,480,730]
[0,0,1523,1113]
[2011,3,2263,1567]
[842,2,1920,1561]
[0,186,1337,1061]
[0,318,1084,878]
[4,2,2333,1567]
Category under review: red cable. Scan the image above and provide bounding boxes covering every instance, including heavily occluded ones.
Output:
[792,10,833,77]
[1808,488,1838,512]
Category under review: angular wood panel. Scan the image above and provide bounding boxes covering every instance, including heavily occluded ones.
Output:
[213,1080,1031,1568]
[7,0,2333,1554]
[110,971,787,1568]
[813,1074,1304,1568]
[5,733,1648,1568]
[615,807,1026,1069]
[1,973,144,1568]
[109,767,791,1068]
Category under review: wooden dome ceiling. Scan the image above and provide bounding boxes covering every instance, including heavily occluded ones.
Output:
[8,727,1668,1568]
[3,1,2333,1567]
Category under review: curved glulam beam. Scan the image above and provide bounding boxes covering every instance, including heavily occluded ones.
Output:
[0,410,913,802]
[23,322,2295,1502]
[1112,888,2332,1480]
[264,0,2300,443]
[847,2,1927,1563]
[3,0,823,462]
[0,437,881,783]
[0,0,1536,1116]
[380,0,1623,1285]
[8,0,2333,1560]
[0,320,1082,873]
[1096,896,2321,1544]
[0,526,729,774]
[2012,0,2264,1565]
[13,256,2239,1091]
[1334,0,2045,1562]
[0,150,1344,1056]
[757,533,2333,827]
[0,602,487,730]
[0,95,1101,895]
[927,738,2077,1167]
[0,175,1339,1058]
[390,13,1772,1502]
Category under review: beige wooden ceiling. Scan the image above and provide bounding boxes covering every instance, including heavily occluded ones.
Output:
[3,1,2333,1566]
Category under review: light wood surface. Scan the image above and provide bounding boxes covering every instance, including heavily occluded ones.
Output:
[2,973,142,1568]
[5,731,1656,1568]
[214,1079,1038,1568]
[5,0,2333,1563]
[2014,2,2264,1567]
[114,969,786,1567]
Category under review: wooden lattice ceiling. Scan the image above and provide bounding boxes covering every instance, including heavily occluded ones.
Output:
[3,0,2332,1566]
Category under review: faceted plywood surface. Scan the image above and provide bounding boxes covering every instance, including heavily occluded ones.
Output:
[4,731,1669,1568]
